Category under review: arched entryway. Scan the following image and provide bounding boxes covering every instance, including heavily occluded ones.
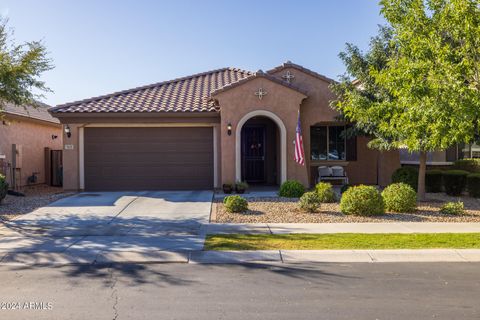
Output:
[235,110,287,185]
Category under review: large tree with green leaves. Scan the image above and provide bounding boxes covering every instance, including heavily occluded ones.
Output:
[0,18,53,109]
[331,0,480,200]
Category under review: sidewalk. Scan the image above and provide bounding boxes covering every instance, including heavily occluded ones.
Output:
[1,222,480,266]
[206,222,480,234]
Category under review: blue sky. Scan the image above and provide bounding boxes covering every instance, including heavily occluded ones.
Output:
[1,1,385,106]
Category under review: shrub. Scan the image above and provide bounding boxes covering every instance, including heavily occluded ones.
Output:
[391,166,418,191]
[381,183,417,213]
[222,183,234,194]
[0,174,7,204]
[425,170,443,193]
[340,185,385,216]
[278,180,305,198]
[440,201,464,215]
[467,174,480,198]
[315,182,336,203]
[235,181,249,194]
[442,170,469,196]
[452,159,480,173]
[223,195,248,213]
[299,191,321,212]
[340,184,352,194]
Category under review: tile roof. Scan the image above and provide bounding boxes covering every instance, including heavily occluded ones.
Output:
[2,102,59,124]
[49,68,253,114]
[210,70,308,97]
[267,60,336,84]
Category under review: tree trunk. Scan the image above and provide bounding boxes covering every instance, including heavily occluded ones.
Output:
[417,151,427,201]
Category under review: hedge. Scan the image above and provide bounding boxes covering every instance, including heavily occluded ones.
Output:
[452,159,480,173]
[392,167,418,191]
[467,174,480,198]
[0,174,8,204]
[442,170,469,196]
[425,170,443,193]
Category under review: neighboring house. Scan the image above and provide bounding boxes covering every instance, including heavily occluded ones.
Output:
[0,102,63,189]
[49,61,400,191]
[400,144,480,166]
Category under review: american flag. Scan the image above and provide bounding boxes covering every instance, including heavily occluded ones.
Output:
[294,111,305,165]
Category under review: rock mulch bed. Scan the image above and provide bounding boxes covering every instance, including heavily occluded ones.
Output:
[0,185,74,221]
[213,193,480,223]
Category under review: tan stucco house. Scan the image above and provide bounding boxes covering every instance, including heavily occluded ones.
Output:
[49,61,400,191]
[1,102,63,189]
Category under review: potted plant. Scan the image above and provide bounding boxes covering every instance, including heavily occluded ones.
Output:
[235,181,249,194]
[222,183,233,194]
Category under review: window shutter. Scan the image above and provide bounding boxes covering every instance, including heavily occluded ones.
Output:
[346,135,357,161]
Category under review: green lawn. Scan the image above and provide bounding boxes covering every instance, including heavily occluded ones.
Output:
[204,233,480,250]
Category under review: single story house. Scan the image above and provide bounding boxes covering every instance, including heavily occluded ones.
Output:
[400,144,480,167]
[0,102,63,188]
[49,61,400,191]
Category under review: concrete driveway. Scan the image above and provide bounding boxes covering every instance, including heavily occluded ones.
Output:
[0,191,213,265]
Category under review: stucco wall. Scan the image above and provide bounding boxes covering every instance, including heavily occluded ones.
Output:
[56,66,401,190]
[61,123,81,190]
[276,68,400,186]
[214,77,308,186]
[0,115,62,187]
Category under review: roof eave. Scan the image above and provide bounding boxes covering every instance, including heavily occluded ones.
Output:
[50,110,220,118]
[266,61,337,84]
[3,112,61,126]
[210,70,308,97]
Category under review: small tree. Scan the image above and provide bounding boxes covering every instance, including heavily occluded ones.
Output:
[0,18,53,110]
[332,0,480,200]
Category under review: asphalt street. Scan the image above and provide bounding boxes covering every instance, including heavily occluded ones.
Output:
[0,262,479,320]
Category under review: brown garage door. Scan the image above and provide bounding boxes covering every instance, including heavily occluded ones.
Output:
[84,127,213,191]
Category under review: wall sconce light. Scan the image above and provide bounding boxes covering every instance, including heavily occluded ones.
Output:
[51,135,58,140]
[64,125,71,138]
[227,123,232,136]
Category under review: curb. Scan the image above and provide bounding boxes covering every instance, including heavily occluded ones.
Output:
[191,249,480,264]
[2,249,480,267]
[206,222,480,235]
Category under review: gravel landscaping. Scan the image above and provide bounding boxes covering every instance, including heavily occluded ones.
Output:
[0,185,74,221]
[213,193,480,223]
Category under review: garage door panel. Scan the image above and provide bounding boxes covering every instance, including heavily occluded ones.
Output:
[84,127,214,191]
[86,152,212,163]
[86,143,213,154]
[87,165,212,177]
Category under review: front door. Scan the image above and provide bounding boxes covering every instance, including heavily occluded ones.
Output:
[242,125,266,183]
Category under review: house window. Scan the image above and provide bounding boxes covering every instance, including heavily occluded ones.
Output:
[310,125,357,161]
[460,143,480,159]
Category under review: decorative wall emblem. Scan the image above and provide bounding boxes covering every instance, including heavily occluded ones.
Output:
[282,70,295,83]
[254,88,267,100]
